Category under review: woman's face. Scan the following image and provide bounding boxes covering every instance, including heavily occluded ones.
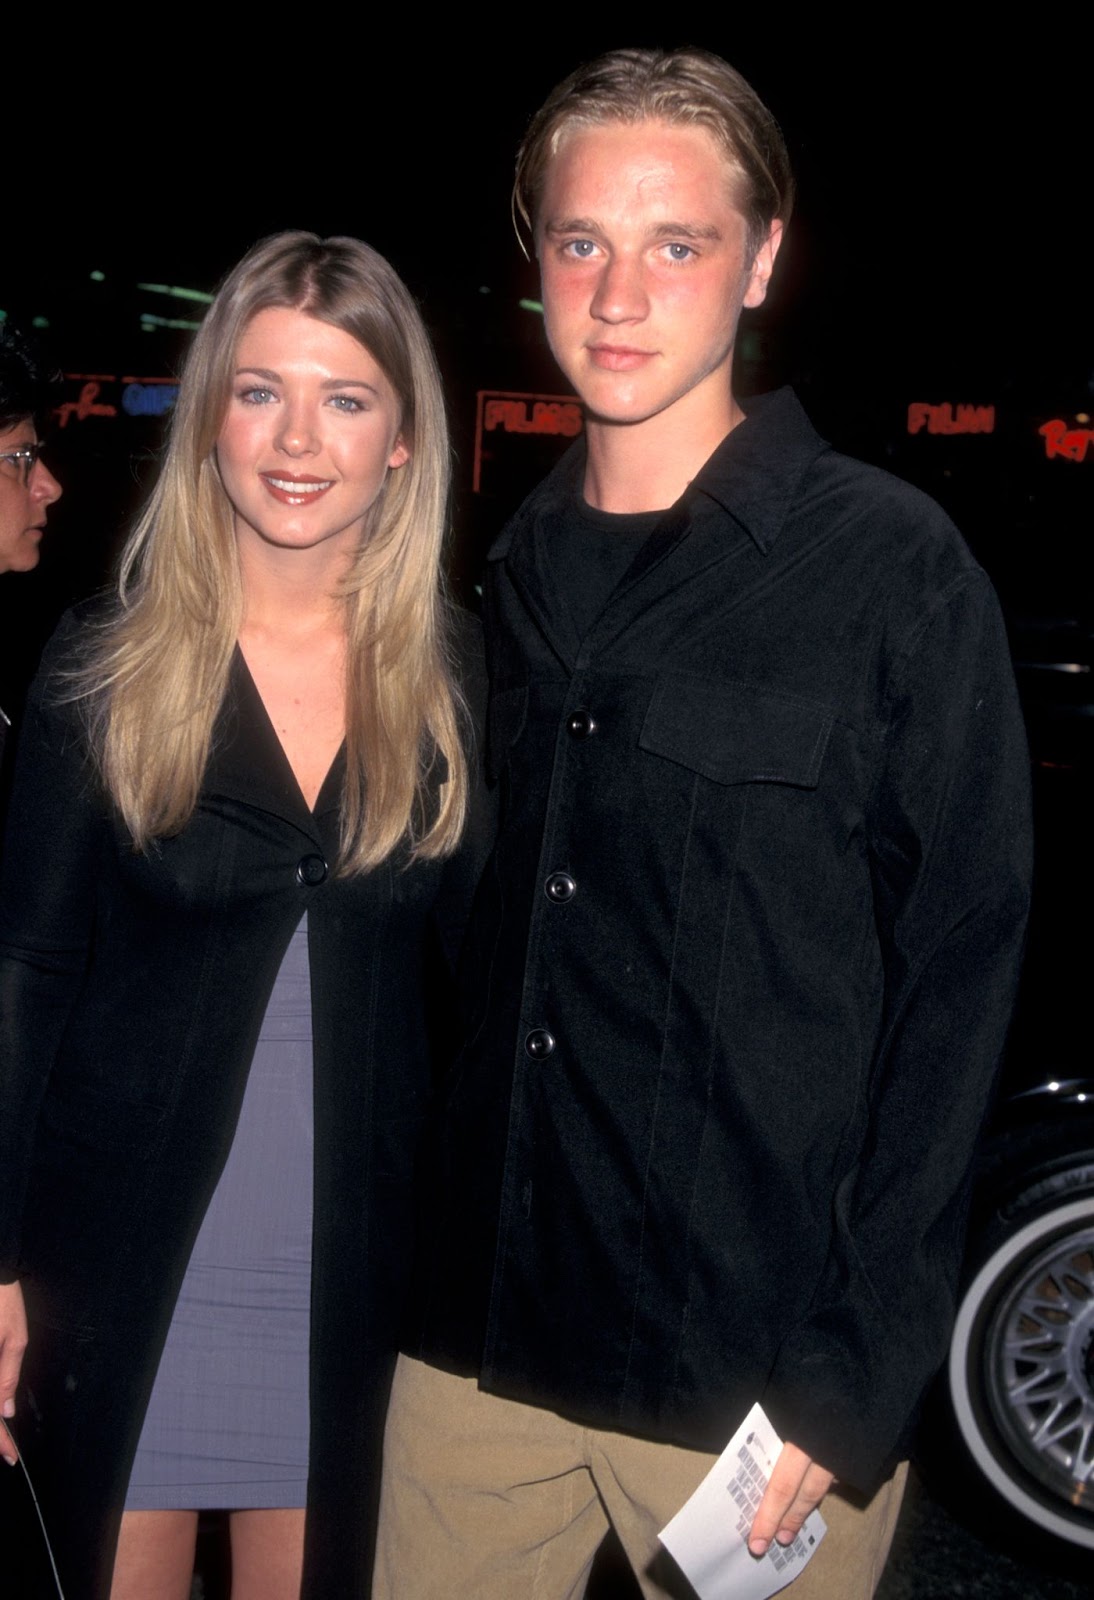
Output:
[216,307,409,563]
[0,419,62,574]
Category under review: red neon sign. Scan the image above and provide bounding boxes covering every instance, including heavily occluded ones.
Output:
[56,379,117,429]
[907,402,995,436]
[1039,419,1094,463]
[473,391,583,493]
[54,374,180,429]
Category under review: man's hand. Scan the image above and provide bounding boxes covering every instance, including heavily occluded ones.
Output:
[748,1441,834,1556]
[0,1281,27,1465]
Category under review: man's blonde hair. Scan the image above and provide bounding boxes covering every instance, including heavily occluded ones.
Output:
[514,47,794,262]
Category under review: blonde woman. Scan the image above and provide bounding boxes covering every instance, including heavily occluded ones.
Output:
[0,233,483,1600]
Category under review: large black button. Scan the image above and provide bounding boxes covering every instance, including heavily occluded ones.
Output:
[545,872,576,903]
[567,709,597,739]
[524,1028,556,1059]
[297,853,328,886]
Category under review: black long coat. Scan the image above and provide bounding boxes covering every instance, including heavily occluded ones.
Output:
[0,611,484,1597]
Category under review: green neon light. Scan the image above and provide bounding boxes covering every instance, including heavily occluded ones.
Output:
[140,312,202,331]
[137,283,215,305]
[519,299,544,315]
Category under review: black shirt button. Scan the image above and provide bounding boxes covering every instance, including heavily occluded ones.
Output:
[297,853,328,886]
[567,709,597,739]
[525,1028,556,1060]
[545,872,576,903]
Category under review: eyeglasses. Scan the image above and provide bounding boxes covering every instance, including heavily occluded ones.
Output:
[0,443,45,486]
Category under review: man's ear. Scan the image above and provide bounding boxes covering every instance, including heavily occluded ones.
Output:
[743,219,784,310]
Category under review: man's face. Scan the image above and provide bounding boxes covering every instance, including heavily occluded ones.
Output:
[0,419,61,574]
[536,119,780,435]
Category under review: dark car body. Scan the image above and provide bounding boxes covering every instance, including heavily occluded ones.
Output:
[924,615,1094,1558]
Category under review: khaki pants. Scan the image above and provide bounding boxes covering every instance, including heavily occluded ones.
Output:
[375,1355,907,1600]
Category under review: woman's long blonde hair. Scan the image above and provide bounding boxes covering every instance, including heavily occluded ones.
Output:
[78,231,467,870]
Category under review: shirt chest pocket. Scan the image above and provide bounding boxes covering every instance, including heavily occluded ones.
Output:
[633,680,841,960]
[638,677,834,789]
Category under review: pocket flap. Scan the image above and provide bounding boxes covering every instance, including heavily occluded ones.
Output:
[640,679,833,787]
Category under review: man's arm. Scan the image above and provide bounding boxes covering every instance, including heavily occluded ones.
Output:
[761,567,1032,1491]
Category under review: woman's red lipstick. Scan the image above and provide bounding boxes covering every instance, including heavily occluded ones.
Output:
[260,472,334,506]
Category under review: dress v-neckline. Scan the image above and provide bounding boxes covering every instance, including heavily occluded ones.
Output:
[232,646,344,821]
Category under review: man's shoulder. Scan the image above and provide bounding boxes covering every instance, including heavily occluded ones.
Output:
[820,447,980,568]
[488,439,586,563]
[696,392,996,657]
[751,397,983,596]
[755,391,962,528]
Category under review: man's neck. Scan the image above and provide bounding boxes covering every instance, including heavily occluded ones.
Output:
[582,392,745,514]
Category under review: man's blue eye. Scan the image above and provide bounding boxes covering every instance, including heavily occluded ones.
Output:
[666,243,693,261]
[569,240,597,257]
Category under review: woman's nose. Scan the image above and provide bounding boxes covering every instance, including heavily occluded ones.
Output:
[30,459,62,506]
[276,402,320,455]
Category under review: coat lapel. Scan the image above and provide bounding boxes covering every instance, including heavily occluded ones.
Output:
[204,650,344,839]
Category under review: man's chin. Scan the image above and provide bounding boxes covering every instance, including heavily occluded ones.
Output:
[576,394,670,430]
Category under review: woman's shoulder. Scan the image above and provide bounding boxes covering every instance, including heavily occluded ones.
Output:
[24,592,119,729]
[38,592,118,669]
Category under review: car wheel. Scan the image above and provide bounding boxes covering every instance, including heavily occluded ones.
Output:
[945,1132,1094,1554]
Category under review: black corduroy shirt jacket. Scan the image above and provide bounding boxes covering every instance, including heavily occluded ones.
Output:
[408,388,1032,1491]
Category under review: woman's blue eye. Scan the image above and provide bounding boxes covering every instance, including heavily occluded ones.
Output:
[329,395,366,414]
[239,386,275,405]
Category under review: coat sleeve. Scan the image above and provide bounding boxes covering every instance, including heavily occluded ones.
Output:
[764,568,1032,1489]
[0,617,102,1279]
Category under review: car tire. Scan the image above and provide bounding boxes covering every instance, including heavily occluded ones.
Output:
[931,1122,1094,1557]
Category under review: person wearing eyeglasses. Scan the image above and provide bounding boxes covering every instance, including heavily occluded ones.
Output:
[0,323,62,770]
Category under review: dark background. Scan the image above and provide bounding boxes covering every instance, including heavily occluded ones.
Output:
[2,30,1089,705]
[3,28,1091,1595]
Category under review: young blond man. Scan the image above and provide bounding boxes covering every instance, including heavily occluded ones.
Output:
[377,48,1031,1600]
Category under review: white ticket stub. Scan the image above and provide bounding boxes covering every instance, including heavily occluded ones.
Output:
[659,1403,827,1599]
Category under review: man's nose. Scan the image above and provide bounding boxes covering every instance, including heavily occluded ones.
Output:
[589,253,649,323]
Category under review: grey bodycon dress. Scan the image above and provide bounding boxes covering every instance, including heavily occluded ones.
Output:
[125,915,313,1510]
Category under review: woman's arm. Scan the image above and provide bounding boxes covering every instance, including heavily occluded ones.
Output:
[0,613,101,1310]
[0,1282,27,1458]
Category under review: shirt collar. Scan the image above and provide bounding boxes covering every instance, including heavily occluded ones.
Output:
[488,387,829,563]
[687,388,830,555]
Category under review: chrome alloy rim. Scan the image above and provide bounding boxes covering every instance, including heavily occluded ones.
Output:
[950,1197,1094,1548]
